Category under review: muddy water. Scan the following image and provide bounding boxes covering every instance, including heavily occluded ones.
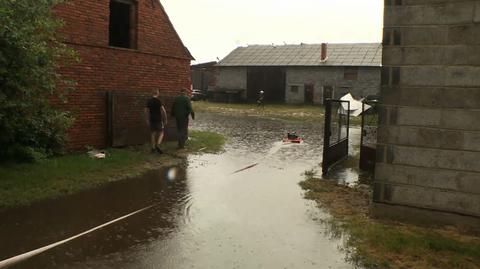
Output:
[0,112,360,269]
[323,127,374,187]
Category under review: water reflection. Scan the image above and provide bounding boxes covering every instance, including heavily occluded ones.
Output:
[322,126,375,188]
[0,165,189,268]
[0,112,363,269]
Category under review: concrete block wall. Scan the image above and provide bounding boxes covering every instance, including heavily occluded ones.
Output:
[214,67,247,92]
[53,0,192,150]
[286,67,338,104]
[191,65,216,91]
[375,0,480,222]
[285,83,306,104]
[285,66,380,104]
[213,66,380,104]
[213,67,248,100]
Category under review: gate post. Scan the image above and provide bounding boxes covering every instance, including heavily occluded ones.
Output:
[359,100,378,172]
[322,99,332,175]
[322,99,350,175]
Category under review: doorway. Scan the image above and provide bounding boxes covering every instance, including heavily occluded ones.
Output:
[304,84,314,104]
[247,67,286,103]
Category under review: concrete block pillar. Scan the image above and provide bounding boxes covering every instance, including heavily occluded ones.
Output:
[374,0,480,231]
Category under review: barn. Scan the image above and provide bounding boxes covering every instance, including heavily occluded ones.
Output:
[212,43,381,104]
[54,0,193,150]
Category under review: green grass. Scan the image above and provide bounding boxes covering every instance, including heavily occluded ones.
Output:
[193,101,364,125]
[0,131,225,210]
[0,149,149,210]
[193,101,326,123]
[299,175,480,269]
[345,218,480,269]
[188,130,225,153]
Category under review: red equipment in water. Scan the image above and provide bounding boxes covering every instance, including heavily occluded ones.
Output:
[283,133,303,144]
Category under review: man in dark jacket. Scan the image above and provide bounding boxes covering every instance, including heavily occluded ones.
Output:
[171,89,195,149]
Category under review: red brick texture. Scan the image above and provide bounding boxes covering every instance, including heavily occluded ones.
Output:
[108,92,178,148]
[54,0,193,150]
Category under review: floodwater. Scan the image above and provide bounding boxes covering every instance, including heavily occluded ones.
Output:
[0,112,363,269]
[323,127,374,187]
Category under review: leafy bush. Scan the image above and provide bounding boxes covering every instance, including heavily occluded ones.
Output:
[0,0,77,162]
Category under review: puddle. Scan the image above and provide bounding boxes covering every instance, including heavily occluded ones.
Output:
[0,112,363,269]
[322,127,375,187]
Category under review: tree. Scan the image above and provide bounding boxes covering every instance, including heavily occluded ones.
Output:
[0,0,77,162]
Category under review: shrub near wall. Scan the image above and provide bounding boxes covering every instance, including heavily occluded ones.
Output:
[0,0,76,162]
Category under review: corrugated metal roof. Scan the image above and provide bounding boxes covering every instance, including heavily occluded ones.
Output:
[217,43,382,67]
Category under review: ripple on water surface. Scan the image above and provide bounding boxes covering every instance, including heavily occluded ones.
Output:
[0,112,360,269]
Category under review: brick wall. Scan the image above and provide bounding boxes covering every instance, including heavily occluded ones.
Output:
[108,92,177,147]
[375,0,480,227]
[54,0,192,150]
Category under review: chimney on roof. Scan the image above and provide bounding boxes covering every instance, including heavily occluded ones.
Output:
[321,43,328,62]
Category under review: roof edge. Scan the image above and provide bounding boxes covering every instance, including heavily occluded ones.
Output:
[158,0,195,60]
[216,64,382,68]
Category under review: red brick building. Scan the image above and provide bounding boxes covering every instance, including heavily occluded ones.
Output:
[54,0,193,150]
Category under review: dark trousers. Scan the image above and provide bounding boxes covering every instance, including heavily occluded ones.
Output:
[176,117,189,148]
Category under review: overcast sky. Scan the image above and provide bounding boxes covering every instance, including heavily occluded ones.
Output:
[161,0,384,64]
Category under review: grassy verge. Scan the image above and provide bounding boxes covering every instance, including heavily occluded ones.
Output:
[193,101,326,123]
[300,172,480,269]
[186,130,225,154]
[193,101,363,125]
[0,130,225,210]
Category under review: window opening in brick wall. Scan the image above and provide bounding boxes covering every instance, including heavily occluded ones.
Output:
[109,0,137,49]
[344,67,358,80]
[290,85,299,93]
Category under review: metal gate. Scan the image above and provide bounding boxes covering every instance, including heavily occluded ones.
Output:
[359,100,378,173]
[322,99,350,175]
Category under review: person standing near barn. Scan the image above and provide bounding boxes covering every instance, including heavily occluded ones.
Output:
[145,89,167,154]
[171,89,195,149]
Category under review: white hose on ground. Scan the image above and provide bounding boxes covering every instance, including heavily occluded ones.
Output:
[0,205,154,269]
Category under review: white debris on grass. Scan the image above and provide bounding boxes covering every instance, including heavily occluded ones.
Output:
[87,150,106,159]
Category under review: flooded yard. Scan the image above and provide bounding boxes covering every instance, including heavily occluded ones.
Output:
[0,112,363,269]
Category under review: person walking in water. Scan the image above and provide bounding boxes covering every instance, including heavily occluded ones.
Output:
[145,89,167,154]
[171,89,195,149]
[257,90,265,109]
